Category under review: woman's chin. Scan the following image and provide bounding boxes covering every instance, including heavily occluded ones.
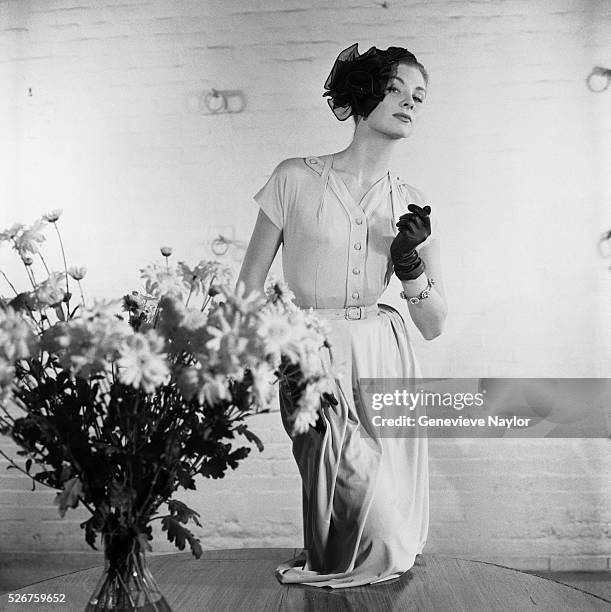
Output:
[389,127,413,140]
[385,121,414,139]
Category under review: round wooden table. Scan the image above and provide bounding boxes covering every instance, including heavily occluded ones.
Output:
[1,548,609,611]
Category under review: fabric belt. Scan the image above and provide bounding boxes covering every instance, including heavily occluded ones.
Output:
[310,304,379,321]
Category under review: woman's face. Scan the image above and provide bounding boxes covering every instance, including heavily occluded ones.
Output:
[361,63,427,139]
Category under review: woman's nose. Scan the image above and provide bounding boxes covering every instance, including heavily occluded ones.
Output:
[402,98,415,110]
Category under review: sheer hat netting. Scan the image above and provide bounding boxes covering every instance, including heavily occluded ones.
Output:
[322,42,423,121]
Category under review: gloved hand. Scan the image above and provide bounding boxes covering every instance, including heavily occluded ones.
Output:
[391,204,432,281]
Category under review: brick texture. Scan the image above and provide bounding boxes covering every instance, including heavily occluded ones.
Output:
[1,0,610,572]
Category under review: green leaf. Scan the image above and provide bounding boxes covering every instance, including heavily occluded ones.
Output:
[53,476,83,518]
[227,446,250,470]
[176,468,196,490]
[235,424,264,453]
[54,305,65,321]
[80,502,109,551]
[198,456,228,479]
[161,516,202,558]
[81,517,98,550]
[167,499,202,527]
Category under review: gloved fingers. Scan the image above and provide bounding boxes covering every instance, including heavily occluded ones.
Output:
[408,203,432,218]
[397,212,417,222]
[397,226,416,239]
[397,215,426,232]
[408,203,431,216]
[400,213,431,234]
[396,224,417,236]
[396,212,419,228]
[396,215,416,226]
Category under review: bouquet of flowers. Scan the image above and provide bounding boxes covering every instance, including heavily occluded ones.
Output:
[0,212,336,611]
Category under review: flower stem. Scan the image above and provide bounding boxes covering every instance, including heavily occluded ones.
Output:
[37,252,50,275]
[0,270,19,296]
[200,275,217,311]
[22,259,36,289]
[185,286,193,308]
[52,222,70,309]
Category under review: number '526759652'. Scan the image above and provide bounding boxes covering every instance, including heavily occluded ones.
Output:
[7,593,67,603]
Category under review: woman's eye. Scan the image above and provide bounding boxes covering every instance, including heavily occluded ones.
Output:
[386,87,424,103]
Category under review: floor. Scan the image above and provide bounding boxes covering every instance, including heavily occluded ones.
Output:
[523,570,611,602]
[2,551,611,612]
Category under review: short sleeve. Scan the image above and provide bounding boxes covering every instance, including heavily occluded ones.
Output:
[253,161,287,230]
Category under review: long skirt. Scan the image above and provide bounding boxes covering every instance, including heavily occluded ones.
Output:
[276,304,429,588]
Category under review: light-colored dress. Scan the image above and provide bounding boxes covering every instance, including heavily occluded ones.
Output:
[253,153,438,589]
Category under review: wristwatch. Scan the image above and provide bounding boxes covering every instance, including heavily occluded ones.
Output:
[400,277,436,305]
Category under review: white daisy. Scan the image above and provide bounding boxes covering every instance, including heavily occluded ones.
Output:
[13,218,48,256]
[117,331,169,393]
[256,309,297,360]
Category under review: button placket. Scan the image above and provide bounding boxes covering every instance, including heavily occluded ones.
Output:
[347,213,366,306]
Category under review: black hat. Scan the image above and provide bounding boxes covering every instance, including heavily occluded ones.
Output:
[322,43,422,121]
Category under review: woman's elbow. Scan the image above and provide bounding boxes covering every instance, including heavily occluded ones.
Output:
[422,327,443,341]
[421,310,447,341]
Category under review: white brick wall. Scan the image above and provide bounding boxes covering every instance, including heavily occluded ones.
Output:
[1,0,610,571]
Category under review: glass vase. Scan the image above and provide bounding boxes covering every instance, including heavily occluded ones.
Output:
[85,531,172,612]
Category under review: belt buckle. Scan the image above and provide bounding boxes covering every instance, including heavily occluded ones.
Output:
[345,306,363,320]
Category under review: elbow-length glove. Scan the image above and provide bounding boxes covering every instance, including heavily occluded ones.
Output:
[390,204,432,281]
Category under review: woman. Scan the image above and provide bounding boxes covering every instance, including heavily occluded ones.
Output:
[238,43,447,588]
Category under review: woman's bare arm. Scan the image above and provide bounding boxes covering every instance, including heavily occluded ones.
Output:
[399,236,447,340]
[237,210,283,297]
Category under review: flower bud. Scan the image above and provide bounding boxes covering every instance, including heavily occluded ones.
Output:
[68,266,86,281]
[43,209,63,223]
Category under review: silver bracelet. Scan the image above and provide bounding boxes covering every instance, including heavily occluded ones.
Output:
[400,277,436,305]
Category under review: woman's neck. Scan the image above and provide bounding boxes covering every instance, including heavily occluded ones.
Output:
[332,132,400,183]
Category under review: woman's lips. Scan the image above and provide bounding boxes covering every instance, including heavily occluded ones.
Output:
[393,114,412,123]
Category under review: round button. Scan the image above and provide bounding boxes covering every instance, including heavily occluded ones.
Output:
[354,242,361,250]
[352,268,360,275]
[352,292,359,299]
[355,218,363,225]
[308,156,318,164]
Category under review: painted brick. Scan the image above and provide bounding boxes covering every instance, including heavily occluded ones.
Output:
[550,556,610,572]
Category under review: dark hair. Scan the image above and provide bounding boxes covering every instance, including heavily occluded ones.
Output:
[323,43,428,123]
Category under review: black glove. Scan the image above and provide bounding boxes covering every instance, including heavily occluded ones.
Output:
[390,204,432,281]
